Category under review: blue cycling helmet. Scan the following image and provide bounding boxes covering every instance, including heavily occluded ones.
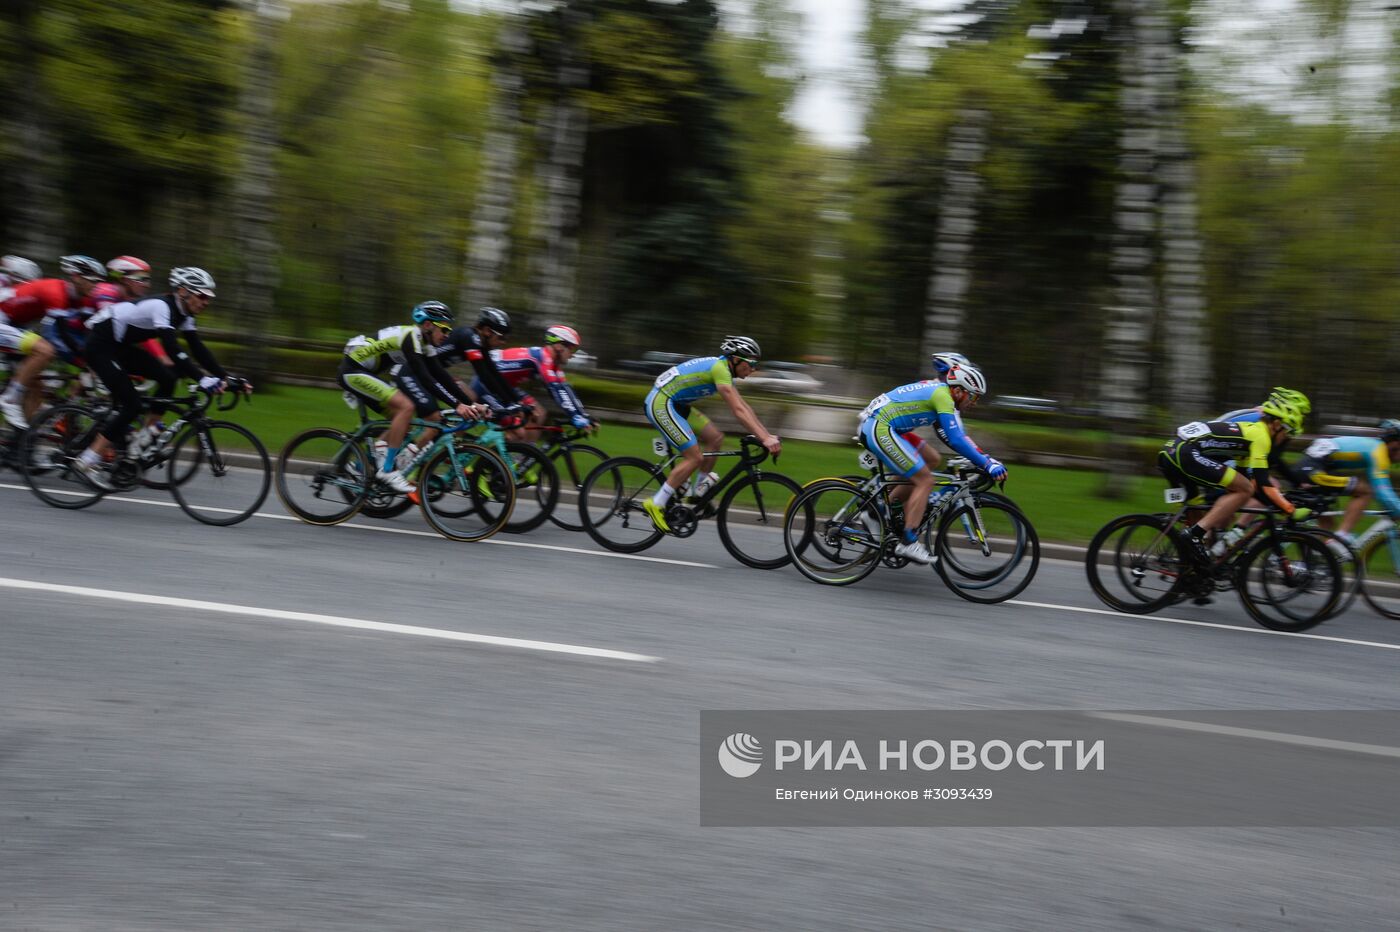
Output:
[412,300,453,327]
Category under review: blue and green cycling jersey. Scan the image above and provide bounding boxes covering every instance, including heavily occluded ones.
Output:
[859,380,991,470]
[1301,435,1400,517]
[651,356,733,404]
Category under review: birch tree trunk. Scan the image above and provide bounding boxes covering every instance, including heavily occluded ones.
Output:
[528,5,589,327]
[462,17,531,313]
[7,1,64,259]
[229,0,285,367]
[921,109,989,363]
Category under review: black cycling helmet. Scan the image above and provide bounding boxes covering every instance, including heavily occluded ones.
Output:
[477,306,511,335]
[412,300,453,326]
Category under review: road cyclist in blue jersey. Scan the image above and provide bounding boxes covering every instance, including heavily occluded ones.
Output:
[1294,418,1400,546]
[641,335,782,532]
[857,359,1008,565]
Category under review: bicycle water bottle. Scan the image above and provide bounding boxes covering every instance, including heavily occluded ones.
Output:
[1210,526,1245,558]
[928,485,955,509]
[692,470,720,498]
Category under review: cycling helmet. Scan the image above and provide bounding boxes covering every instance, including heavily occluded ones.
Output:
[1259,393,1305,433]
[1,255,40,283]
[931,352,971,375]
[411,300,453,326]
[1267,386,1312,415]
[106,255,151,282]
[477,306,511,334]
[720,335,761,360]
[945,363,988,396]
[544,325,580,347]
[169,266,217,296]
[59,255,106,281]
[1379,418,1400,442]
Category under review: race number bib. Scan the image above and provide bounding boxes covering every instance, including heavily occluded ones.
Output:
[859,394,891,421]
[655,366,679,387]
[1177,421,1211,441]
[1304,438,1338,459]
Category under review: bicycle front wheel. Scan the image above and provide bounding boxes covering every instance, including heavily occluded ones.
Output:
[547,443,608,532]
[578,456,666,553]
[417,443,515,542]
[1237,530,1343,632]
[20,403,107,510]
[1085,513,1190,614]
[1359,531,1400,620]
[169,421,271,526]
[502,441,559,535]
[934,499,1040,603]
[782,479,884,586]
[276,428,370,526]
[717,473,802,569]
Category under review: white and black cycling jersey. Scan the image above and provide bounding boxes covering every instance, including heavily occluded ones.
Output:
[87,294,197,343]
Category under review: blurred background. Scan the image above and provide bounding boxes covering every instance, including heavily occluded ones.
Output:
[2,0,1397,428]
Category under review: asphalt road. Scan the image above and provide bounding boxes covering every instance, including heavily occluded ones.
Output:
[3,477,1400,931]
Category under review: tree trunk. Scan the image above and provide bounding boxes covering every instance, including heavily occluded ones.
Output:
[462,17,531,313]
[921,109,989,364]
[7,2,64,260]
[229,0,285,374]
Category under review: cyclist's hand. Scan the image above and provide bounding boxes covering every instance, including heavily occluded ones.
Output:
[198,376,225,393]
[454,402,477,418]
[1289,507,1313,524]
[570,414,591,431]
[763,434,782,457]
[986,458,1008,482]
[227,376,253,395]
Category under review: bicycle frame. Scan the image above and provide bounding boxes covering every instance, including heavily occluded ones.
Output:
[647,434,775,513]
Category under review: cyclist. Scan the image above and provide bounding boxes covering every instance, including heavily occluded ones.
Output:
[45,256,166,373]
[479,324,593,442]
[1293,419,1400,544]
[640,336,780,533]
[1217,386,1312,489]
[1158,391,1310,561]
[73,267,247,490]
[0,255,41,298]
[338,301,488,493]
[0,255,106,429]
[434,306,529,414]
[857,362,1006,565]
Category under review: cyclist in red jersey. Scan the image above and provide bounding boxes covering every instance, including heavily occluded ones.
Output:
[0,255,105,429]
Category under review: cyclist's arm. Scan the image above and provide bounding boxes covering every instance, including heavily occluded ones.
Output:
[716,383,773,441]
[535,349,589,421]
[462,348,520,410]
[929,390,991,468]
[1243,425,1295,513]
[409,342,473,408]
[177,329,229,380]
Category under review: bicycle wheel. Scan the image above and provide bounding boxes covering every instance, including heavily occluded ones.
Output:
[1236,530,1343,632]
[1359,531,1400,620]
[1300,527,1363,619]
[782,479,884,586]
[578,456,666,553]
[275,428,370,526]
[356,423,415,520]
[716,472,802,569]
[417,442,515,542]
[502,441,559,534]
[168,421,271,526]
[140,422,198,491]
[1085,513,1190,614]
[934,499,1040,603]
[547,443,608,532]
[20,403,108,510]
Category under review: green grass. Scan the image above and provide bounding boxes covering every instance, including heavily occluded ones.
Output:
[229,383,1169,544]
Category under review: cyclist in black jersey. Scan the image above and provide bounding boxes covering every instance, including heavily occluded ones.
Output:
[434,306,526,420]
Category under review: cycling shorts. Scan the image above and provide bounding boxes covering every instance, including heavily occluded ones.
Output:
[861,416,924,478]
[0,322,41,354]
[338,361,395,414]
[645,387,711,452]
[1294,456,1360,494]
[41,318,85,365]
[1158,439,1238,495]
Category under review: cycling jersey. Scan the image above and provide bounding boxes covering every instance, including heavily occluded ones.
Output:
[86,294,226,381]
[857,380,992,476]
[1297,436,1400,518]
[0,279,77,352]
[435,326,521,410]
[474,346,589,424]
[339,324,471,416]
[1217,406,1302,485]
[1158,418,1293,510]
[644,356,735,451]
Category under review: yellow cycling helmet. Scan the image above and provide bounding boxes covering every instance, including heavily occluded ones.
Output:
[1267,386,1311,415]
[1260,393,1305,433]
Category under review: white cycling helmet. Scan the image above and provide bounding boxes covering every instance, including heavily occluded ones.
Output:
[544,325,580,347]
[169,266,216,296]
[720,335,761,360]
[1,255,41,283]
[59,255,106,281]
[945,363,988,396]
[107,255,151,281]
[931,352,970,375]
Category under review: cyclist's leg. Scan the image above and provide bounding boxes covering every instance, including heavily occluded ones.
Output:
[1189,448,1252,533]
[0,325,49,425]
[1339,476,1371,536]
[120,345,175,434]
[84,336,144,460]
[645,390,702,492]
[861,418,927,539]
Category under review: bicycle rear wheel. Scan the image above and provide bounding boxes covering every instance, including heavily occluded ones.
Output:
[20,403,107,510]
[1300,527,1362,619]
[578,456,667,553]
[1085,513,1190,614]
[417,443,515,542]
[934,499,1040,603]
[782,479,884,586]
[717,473,802,569]
[502,441,559,534]
[1359,531,1400,620]
[1236,530,1343,632]
[168,421,271,526]
[547,442,608,532]
[276,428,370,526]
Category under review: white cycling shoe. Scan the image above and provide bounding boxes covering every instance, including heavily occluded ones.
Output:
[376,469,416,495]
[0,395,29,430]
[894,538,936,565]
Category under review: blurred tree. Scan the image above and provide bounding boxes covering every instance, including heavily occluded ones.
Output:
[0,0,65,260]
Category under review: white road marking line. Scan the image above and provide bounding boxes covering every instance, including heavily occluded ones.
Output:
[0,576,660,664]
[1089,712,1400,760]
[0,481,717,569]
[1009,598,1400,652]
